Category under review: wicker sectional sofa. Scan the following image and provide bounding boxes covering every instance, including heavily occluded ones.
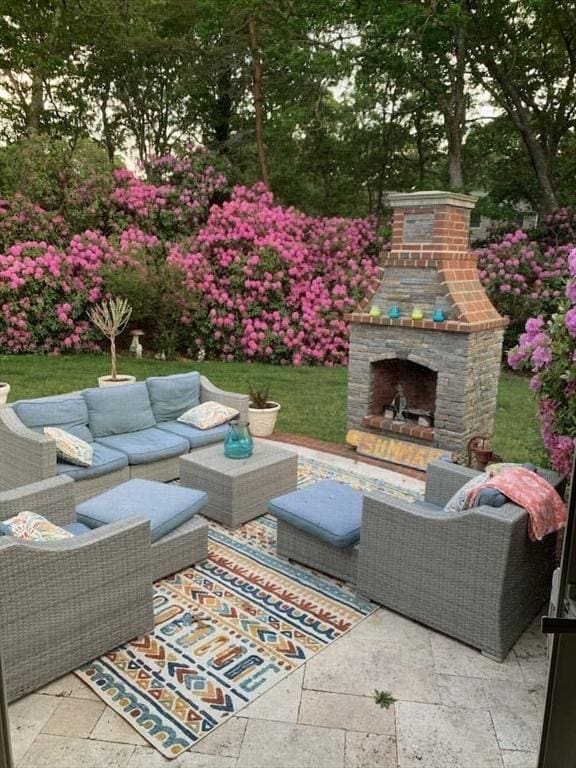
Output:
[0,372,248,503]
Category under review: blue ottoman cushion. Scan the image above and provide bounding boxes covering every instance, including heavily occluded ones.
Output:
[76,478,208,543]
[268,479,363,549]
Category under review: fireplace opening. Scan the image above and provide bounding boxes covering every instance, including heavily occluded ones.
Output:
[363,359,438,441]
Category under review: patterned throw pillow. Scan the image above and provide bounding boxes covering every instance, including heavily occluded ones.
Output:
[177,400,239,430]
[0,511,73,541]
[44,426,93,467]
[444,473,489,515]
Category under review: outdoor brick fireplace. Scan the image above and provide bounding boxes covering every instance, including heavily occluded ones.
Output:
[346,191,508,456]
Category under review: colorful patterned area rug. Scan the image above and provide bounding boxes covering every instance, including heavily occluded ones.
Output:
[75,457,419,759]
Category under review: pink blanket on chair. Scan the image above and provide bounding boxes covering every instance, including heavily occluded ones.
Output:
[467,467,566,541]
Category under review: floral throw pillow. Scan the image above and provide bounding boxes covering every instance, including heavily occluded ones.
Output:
[0,511,73,541]
[177,401,239,430]
[44,426,93,467]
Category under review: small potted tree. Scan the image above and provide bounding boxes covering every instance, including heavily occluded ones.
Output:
[89,297,136,387]
[248,385,281,437]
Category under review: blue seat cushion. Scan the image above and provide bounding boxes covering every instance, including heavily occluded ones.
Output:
[13,395,93,443]
[146,372,201,423]
[156,420,228,448]
[56,443,129,481]
[64,522,93,536]
[95,428,189,465]
[268,479,363,549]
[76,478,208,543]
[83,383,156,438]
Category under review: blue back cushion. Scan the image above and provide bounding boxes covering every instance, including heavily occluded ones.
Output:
[146,372,201,423]
[83,383,156,438]
[13,396,93,443]
[473,487,508,508]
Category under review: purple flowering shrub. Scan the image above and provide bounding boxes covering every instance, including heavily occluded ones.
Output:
[475,229,571,346]
[170,184,381,365]
[508,248,576,473]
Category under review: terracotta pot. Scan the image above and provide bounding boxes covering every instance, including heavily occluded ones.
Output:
[0,382,10,405]
[248,401,281,437]
[98,375,137,388]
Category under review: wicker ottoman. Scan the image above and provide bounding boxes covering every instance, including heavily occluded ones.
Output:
[75,479,209,581]
[179,441,298,528]
[268,480,362,583]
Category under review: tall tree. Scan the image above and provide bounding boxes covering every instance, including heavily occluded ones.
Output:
[469,0,576,216]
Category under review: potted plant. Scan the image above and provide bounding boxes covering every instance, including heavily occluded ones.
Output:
[88,297,136,387]
[248,385,281,437]
[0,381,9,405]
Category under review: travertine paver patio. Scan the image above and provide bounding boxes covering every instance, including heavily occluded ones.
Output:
[9,446,547,768]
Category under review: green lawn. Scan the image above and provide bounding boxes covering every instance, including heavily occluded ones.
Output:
[0,354,546,466]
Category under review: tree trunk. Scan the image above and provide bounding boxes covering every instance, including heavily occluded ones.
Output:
[446,121,464,189]
[27,71,43,135]
[247,18,269,187]
[523,134,558,217]
[446,18,467,189]
[100,85,115,163]
[213,67,233,154]
[414,109,427,185]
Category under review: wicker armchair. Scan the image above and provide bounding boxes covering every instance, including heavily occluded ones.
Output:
[357,459,563,661]
[0,475,154,701]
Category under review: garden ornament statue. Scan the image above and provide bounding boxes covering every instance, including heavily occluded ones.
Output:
[391,384,407,421]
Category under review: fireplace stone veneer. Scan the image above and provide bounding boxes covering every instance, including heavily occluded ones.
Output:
[346,191,508,456]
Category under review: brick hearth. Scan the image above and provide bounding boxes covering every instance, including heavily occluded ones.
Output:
[346,190,508,456]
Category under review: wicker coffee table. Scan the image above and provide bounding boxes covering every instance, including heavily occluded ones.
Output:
[179,441,298,528]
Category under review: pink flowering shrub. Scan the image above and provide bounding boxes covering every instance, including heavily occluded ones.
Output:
[508,247,576,473]
[0,145,381,363]
[171,184,381,365]
[0,195,70,251]
[535,207,576,247]
[0,231,127,353]
[112,146,230,238]
[475,228,572,346]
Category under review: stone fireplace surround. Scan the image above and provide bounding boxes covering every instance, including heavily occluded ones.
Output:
[346,191,508,456]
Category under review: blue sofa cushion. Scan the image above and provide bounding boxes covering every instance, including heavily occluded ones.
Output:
[95,428,189,465]
[76,478,208,543]
[268,479,363,549]
[146,372,201,423]
[473,487,508,508]
[64,522,93,535]
[83,383,156,438]
[13,395,93,443]
[156,420,228,448]
[56,443,129,481]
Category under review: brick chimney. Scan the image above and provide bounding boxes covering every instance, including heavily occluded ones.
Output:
[346,191,508,456]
